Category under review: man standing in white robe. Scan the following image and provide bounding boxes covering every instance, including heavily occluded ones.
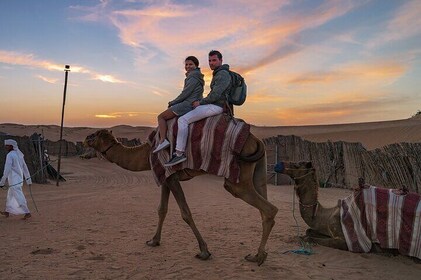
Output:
[0,139,32,219]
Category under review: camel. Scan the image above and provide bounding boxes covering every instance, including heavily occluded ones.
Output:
[277,161,421,261]
[276,161,348,250]
[84,129,278,265]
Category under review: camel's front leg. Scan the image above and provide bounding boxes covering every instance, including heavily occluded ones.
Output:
[146,184,170,247]
[166,176,211,260]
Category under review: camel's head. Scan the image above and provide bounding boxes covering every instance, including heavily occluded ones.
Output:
[276,161,317,199]
[84,129,117,151]
[275,161,314,181]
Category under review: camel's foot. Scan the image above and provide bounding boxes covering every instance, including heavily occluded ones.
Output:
[305,229,348,251]
[245,251,268,266]
[146,239,160,247]
[195,250,211,261]
[0,211,9,218]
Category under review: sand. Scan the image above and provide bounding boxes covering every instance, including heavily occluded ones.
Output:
[0,117,420,279]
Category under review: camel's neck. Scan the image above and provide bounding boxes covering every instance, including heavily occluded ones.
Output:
[295,172,322,226]
[102,142,151,171]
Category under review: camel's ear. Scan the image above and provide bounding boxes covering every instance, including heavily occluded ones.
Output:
[110,130,113,134]
[305,161,313,169]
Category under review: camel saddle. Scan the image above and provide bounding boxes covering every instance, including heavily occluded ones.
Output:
[148,114,250,186]
[340,185,421,259]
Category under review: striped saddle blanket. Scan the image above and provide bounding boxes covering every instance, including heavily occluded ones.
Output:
[147,114,250,186]
[340,186,421,259]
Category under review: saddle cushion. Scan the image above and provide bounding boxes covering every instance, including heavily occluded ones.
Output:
[340,186,421,259]
[148,114,250,186]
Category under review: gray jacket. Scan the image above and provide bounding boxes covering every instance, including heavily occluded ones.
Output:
[199,64,231,108]
[169,68,205,116]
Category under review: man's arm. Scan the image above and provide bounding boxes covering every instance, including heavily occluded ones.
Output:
[199,70,231,105]
[21,158,32,185]
[0,154,13,186]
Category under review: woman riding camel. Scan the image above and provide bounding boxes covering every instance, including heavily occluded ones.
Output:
[153,56,205,153]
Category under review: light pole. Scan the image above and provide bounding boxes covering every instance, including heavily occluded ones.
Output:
[56,65,70,186]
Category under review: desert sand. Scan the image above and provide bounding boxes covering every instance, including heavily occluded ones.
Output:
[0,117,420,279]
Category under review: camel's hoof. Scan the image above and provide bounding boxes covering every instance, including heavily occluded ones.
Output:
[146,239,160,247]
[195,251,211,260]
[245,251,268,266]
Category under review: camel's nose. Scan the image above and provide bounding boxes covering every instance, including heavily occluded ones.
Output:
[274,162,284,173]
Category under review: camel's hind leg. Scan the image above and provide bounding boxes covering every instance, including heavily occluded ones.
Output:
[253,155,268,199]
[146,184,171,247]
[166,175,211,260]
[224,169,278,265]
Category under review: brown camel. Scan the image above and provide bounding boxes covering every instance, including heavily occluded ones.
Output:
[278,161,421,262]
[277,161,348,250]
[84,129,278,265]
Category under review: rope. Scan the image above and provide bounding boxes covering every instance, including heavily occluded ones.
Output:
[282,187,314,256]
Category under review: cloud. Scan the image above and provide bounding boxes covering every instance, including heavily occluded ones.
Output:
[36,75,58,84]
[0,50,128,84]
[246,93,286,103]
[287,60,407,85]
[368,0,421,48]
[94,111,156,119]
[72,0,366,73]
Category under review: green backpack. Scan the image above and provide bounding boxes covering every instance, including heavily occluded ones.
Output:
[226,70,247,106]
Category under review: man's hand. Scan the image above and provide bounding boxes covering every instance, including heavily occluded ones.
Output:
[192,101,200,108]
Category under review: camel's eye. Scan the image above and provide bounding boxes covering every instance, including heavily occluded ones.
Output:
[86,133,97,141]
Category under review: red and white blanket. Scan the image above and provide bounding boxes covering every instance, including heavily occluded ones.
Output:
[148,114,250,186]
[340,186,421,259]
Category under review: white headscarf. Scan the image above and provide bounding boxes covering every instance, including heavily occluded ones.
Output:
[4,139,24,159]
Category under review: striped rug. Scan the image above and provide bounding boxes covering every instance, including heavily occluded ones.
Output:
[148,114,250,186]
[340,186,421,259]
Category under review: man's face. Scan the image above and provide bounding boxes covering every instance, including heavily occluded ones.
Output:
[208,54,222,70]
[5,145,13,152]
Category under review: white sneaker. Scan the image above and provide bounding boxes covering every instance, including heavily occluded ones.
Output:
[152,139,170,153]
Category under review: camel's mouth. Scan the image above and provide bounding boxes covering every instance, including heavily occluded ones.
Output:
[84,133,97,147]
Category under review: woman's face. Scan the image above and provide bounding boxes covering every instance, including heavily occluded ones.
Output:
[185,60,197,73]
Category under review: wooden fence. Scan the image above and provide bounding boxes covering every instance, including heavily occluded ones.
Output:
[264,135,421,193]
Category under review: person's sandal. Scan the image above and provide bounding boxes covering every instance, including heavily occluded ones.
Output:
[22,213,31,220]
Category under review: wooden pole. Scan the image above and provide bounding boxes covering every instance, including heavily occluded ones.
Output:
[56,65,70,186]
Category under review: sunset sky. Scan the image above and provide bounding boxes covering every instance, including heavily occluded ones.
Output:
[0,0,420,127]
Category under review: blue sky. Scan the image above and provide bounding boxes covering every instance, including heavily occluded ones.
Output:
[0,0,420,127]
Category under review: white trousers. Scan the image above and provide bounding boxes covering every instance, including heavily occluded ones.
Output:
[6,185,30,215]
[176,104,223,153]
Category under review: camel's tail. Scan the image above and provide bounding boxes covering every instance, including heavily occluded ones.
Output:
[237,136,265,162]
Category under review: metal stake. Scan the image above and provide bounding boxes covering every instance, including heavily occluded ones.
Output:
[56,65,70,186]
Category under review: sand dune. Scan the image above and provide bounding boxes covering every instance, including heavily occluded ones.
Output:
[1,116,421,149]
[0,117,420,279]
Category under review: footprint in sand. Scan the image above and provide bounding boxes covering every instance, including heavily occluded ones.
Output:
[31,248,54,255]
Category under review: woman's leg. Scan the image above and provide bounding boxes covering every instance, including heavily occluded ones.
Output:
[157,109,177,143]
[175,104,223,153]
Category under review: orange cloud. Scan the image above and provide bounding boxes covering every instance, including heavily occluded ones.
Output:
[246,93,286,103]
[0,50,128,84]
[94,111,155,119]
[287,60,406,85]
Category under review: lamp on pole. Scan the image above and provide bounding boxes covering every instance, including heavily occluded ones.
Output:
[56,65,70,186]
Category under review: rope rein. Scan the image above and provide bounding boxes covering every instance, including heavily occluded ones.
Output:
[100,142,117,155]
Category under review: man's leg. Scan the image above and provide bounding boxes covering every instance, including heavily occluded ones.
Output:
[175,104,223,153]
